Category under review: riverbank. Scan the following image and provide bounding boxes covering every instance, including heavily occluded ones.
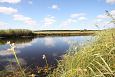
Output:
[34,30,99,36]
[0,29,35,38]
[0,29,99,37]
[48,28,115,77]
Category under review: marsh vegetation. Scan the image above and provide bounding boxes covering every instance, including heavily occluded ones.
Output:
[0,29,34,37]
[48,28,115,77]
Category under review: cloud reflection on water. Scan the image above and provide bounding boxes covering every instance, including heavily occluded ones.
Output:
[44,37,56,47]
[0,49,21,56]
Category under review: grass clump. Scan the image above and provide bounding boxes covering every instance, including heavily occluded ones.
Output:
[0,29,35,37]
[48,28,115,77]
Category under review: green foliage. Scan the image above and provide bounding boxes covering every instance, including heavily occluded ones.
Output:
[48,28,115,77]
[0,29,34,37]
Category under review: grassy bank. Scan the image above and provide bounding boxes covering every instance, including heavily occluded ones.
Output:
[34,30,98,36]
[0,29,35,37]
[48,28,115,77]
[0,29,98,37]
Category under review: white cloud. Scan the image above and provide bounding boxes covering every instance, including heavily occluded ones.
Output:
[78,17,87,21]
[61,18,77,26]
[0,21,7,26]
[94,10,115,29]
[110,10,115,16]
[96,10,115,20]
[42,15,56,26]
[106,0,115,4]
[95,21,114,28]
[96,19,103,22]
[70,13,86,18]
[97,14,108,19]
[0,0,21,4]
[13,14,37,26]
[0,7,18,15]
[51,4,59,10]
[61,13,87,26]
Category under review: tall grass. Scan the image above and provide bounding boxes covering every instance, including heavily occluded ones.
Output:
[0,29,34,37]
[7,42,26,77]
[48,28,115,77]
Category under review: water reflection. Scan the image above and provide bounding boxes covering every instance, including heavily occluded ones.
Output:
[0,49,21,56]
[44,37,55,47]
[0,37,34,45]
[0,36,92,73]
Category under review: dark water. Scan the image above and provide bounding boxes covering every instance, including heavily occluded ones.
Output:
[0,36,93,73]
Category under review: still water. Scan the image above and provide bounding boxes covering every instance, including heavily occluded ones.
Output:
[0,36,93,72]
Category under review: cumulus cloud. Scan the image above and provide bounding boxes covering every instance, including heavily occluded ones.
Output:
[96,14,108,22]
[13,14,37,26]
[70,13,87,21]
[50,4,59,10]
[70,13,86,18]
[61,18,77,26]
[42,15,56,26]
[61,13,87,26]
[0,7,18,15]
[106,0,115,4]
[97,14,108,19]
[78,17,87,21]
[0,0,21,4]
[0,6,38,26]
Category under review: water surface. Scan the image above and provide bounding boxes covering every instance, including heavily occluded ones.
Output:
[0,36,93,72]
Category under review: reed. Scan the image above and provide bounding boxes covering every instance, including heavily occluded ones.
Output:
[0,29,34,37]
[48,28,115,77]
[7,41,26,77]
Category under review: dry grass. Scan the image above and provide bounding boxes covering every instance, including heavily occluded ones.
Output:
[48,28,115,77]
[34,30,98,36]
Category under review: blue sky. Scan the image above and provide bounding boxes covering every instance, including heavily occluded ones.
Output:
[0,0,115,30]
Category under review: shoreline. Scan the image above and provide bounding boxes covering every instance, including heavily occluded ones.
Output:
[0,29,100,37]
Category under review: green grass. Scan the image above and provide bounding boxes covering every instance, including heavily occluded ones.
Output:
[0,29,35,37]
[48,28,115,77]
[34,30,98,36]
[0,29,97,37]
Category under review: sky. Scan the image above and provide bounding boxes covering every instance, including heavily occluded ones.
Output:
[0,0,115,30]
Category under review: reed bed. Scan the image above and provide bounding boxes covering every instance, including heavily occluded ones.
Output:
[0,29,34,37]
[48,28,115,77]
